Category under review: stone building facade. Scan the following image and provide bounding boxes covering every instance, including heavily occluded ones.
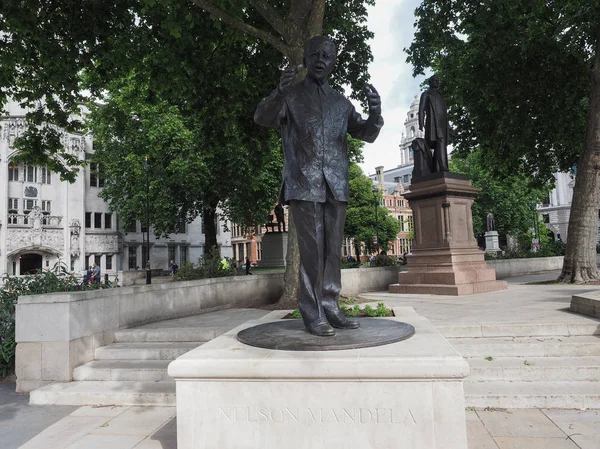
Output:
[0,102,232,279]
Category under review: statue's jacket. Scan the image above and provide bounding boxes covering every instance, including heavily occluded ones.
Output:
[255,78,383,204]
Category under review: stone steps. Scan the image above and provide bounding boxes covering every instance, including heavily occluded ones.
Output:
[95,342,204,360]
[466,356,600,381]
[29,381,176,406]
[436,322,600,338]
[449,335,600,357]
[114,327,227,342]
[73,360,173,382]
[464,381,600,409]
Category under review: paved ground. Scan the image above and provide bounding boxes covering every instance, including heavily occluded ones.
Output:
[3,271,600,448]
[0,382,76,449]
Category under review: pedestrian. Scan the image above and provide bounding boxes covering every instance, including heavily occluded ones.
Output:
[170,259,179,275]
[245,256,252,275]
[91,263,101,284]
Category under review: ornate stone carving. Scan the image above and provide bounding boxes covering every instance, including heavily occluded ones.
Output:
[70,219,81,258]
[24,186,38,197]
[6,228,64,254]
[1,117,28,146]
[85,234,120,253]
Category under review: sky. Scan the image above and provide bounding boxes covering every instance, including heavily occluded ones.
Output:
[358,0,429,177]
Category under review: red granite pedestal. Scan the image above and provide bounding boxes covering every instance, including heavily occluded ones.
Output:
[389,172,507,295]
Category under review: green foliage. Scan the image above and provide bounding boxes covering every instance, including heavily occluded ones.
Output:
[290,309,302,319]
[485,241,567,260]
[0,264,116,378]
[173,247,238,281]
[345,163,401,256]
[372,254,397,267]
[450,150,550,243]
[407,0,597,184]
[345,304,362,317]
[341,261,362,269]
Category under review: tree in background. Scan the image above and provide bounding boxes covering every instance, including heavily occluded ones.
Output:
[407,0,600,282]
[345,163,401,258]
[450,150,550,248]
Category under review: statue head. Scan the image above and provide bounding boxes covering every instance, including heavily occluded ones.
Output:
[428,74,440,89]
[304,36,337,84]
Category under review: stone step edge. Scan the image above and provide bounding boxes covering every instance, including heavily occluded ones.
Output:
[29,381,176,406]
[437,323,600,338]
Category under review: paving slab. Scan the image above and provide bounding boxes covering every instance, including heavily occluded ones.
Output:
[90,406,175,437]
[493,436,580,449]
[466,410,499,449]
[542,409,600,449]
[477,409,566,438]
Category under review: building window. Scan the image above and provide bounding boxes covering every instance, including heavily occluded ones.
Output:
[180,246,188,264]
[85,212,92,228]
[257,242,262,261]
[25,165,37,183]
[8,161,19,181]
[128,247,138,269]
[175,219,186,234]
[105,213,112,229]
[407,216,414,232]
[41,167,51,184]
[8,198,18,212]
[94,212,102,228]
[410,126,415,137]
[41,200,51,213]
[89,163,105,188]
[403,174,409,183]
[106,255,113,270]
[94,255,102,269]
[23,199,37,212]
[70,259,75,272]
[127,221,137,233]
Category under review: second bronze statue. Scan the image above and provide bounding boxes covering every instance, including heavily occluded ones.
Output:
[254,36,384,337]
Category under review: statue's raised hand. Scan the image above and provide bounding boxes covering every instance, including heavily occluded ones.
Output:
[364,84,381,115]
[278,65,303,94]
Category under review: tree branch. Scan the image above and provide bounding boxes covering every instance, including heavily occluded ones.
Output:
[251,0,289,41]
[307,0,326,36]
[190,0,291,56]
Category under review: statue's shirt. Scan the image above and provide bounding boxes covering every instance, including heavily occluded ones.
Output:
[255,78,383,203]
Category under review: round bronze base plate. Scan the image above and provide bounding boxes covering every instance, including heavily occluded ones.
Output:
[236,318,415,351]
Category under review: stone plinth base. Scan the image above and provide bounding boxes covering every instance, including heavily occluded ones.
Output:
[259,232,288,268]
[485,231,501,252]
[571,290,600,319]
[168,308,469,449]
[391,173,507,296]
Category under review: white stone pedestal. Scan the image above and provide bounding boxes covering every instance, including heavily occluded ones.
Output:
[168,308,469,449]
[485,231,501,252]
[259,232,288,268]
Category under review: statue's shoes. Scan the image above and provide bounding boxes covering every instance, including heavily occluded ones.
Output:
[306,320,336,337]
[325,311,360,329]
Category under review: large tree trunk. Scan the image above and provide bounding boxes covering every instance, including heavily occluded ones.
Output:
[558,30,600,283]
[202,206,219,255]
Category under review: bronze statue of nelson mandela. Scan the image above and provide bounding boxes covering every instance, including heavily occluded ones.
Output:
[254,36,383,337]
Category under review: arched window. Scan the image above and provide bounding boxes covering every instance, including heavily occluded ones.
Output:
[410,126,415,137]
[8,160,19,181]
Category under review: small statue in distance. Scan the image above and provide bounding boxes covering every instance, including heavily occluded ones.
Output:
[486,212,495,232]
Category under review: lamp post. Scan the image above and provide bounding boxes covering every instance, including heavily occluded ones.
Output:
[372,187,380,254]
[144,156,151,284]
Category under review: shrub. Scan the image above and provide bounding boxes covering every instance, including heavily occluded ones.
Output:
[340,261,362,269]
[173,247,238,282]
[372,254,397,267]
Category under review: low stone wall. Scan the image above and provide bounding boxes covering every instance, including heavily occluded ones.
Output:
[15,273,283,392]
[571,291,600,319]
[15,266,398,392]
[486,256,564,278]
[340,266,399,295]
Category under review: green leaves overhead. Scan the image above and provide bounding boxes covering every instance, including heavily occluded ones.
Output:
[406,0,599,184]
